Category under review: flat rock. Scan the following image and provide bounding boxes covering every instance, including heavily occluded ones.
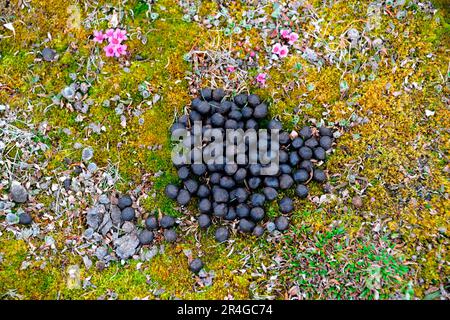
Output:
[86,205,104,230]
[98,212,113,236]
[122,221,135,233]
[95,246,108,260]
[140,246,159,261]
[110,204,122,226]
[41,47,57,61]
[99,194,110,205]
[114,233,139,259]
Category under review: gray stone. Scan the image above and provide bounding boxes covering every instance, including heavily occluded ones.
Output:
[266,222,276,233]
[110,205,122,226]
[98,212,113,236]
[82,147,94,161]
[41,47,57,61]
[87,162,97,173]
[83,255,92,270]
[115,233,139,259]
[10,181,28,203]
[122,221,135,233]
[372,38,383,50]
[62,86,75,100]
[140,246,159,261]
[84,227,94,239]
[93,232,103,242]
[99,194,110,205]
[86,206,104,230]
[303,48,318,63]
[6,213,19,224]
[95,246,108,260]
[71,178,81,192]
[347,28,360,40]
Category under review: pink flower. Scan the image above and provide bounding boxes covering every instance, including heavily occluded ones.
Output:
[288,32,299,45]
[256,73,267,85]
[227,66,236,72]
[280,29,291,39]
[115,44,127,57]
[93,30,105,43]
[272,43,282,55]
[109,36,121,45]
[113,28,127,42]
[105,28,115,40]
[250,51,256,58]
[278,45,289,58]
[103,44,116,57]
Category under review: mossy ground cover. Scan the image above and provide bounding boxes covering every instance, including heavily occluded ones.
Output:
[0,0,448,299]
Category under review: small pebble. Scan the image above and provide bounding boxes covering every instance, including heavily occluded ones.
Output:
[10,181,28,203]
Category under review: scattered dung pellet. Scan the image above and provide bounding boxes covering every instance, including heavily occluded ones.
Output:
[275,216,290,231]
[138,230,154,245]
[19,213,32,225]
[279,197,294,214]
[160,215,175,229]
[164,229,177,242]
[189,258,204,273]
[118,195,133,209]
[145,216,158,230]
[198,214,211,229]
[215,226,229,242]
[121,207,135,221]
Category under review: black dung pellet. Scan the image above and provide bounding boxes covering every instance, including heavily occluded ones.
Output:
[118,195,133,209]
[160,215,176,229]
[279,197,294,214]
[189,258,204,273]
[250,207,265,222]
[121,207,135,221]
[239,219,256,233]
[165,185,179,200]
[215,226,229,242]
[275,216,289,231]
[247,94,261,107]
[198,214,211,229]
[263,187,278,201]
[139,230,154,245]
[145,216,158,230]
[295,185,309,198]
